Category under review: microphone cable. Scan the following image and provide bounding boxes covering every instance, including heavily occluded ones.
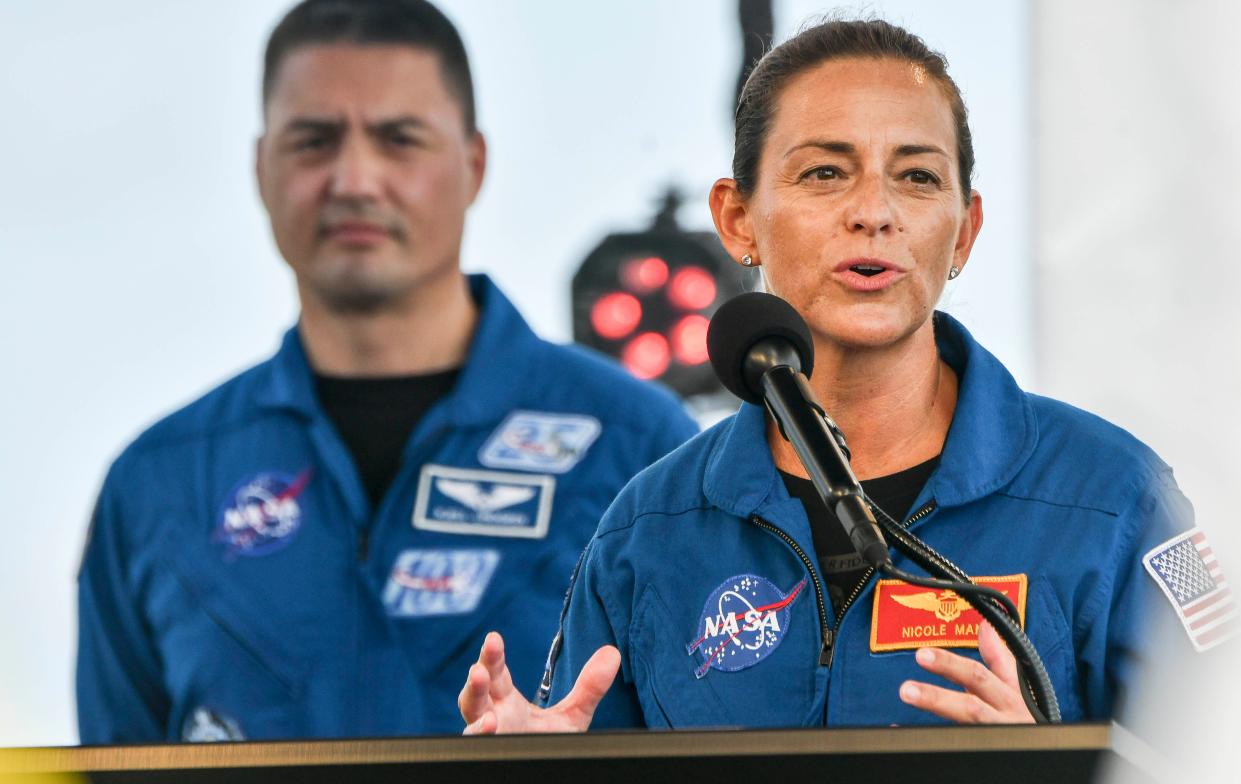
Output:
[864,496,1061,724]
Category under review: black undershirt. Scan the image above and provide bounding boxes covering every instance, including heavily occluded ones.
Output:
[780,456,939,613]
[314,370,460,509]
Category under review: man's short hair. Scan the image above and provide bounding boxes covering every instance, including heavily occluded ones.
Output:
[263,0,477,133]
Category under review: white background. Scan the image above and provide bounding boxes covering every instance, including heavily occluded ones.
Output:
[2,1,1232,772]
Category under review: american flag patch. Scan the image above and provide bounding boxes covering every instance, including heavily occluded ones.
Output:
[1142,528,1236,652]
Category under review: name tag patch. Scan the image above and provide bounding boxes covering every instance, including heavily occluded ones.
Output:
[382,548,500,618]
[686,574,807,678]
[478,411,601,474]
[870,574,1027,653]
[412,465,554,539]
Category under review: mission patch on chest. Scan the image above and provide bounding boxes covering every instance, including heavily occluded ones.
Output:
[478,410,601,474]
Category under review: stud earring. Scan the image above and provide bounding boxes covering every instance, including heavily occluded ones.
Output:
[948,265,960,280]
[741,254,755,267]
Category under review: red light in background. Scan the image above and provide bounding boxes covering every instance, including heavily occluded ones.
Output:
[621,256,669,293]
[667,266,717,310]
[621,332,670,380]
[670,314,710,365]
[590,292,643,340]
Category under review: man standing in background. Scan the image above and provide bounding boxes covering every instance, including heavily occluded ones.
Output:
[76,0,696,742]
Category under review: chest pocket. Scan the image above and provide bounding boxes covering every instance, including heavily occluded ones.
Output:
[629,583,823,729]
[837,574,1083,726]
[1024,576,1082,721]
[630,585,730,728]
[155,549,311,737]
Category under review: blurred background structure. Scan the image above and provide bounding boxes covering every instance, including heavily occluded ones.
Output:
[0,1,1235,775]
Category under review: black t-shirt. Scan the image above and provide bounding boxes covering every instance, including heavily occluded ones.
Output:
[314,369,460,509]
[780,456,939,613]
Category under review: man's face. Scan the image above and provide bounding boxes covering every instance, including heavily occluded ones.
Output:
[257,44,485,312]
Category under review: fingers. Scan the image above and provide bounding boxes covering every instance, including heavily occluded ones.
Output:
[459,632,511,725]
[911,647,1023,712]
[458,662,495,725]
[977,621,1020,691]
[556,645,621,729]
[479,631,516,697]
[463,710,498,736]
[898,678,1001,724]
[901,645,1033,724]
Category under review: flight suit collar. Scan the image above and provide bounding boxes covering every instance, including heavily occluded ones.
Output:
[254,273,542,425]
[702,312,1037,520]
[925,312,1037,510]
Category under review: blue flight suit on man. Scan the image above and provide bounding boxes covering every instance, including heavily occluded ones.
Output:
[77,275,697,742]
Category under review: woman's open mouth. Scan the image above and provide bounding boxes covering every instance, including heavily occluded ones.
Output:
[834,258,906,291]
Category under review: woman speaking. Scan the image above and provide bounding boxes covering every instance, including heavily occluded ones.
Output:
[459,17,1209,731]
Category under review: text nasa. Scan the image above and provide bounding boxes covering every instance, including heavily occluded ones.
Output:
[703,607,784,640]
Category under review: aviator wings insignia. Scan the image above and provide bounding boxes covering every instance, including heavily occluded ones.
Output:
[892,590,968,623]
[435,479,537,514]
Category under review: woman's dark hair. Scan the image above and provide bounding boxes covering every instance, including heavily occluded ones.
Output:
[263,0,476,134]
[733,18,974,204]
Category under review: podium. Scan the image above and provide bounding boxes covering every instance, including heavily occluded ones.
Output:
[0,723,1158,783]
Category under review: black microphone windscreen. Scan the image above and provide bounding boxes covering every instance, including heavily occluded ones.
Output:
[707,292,814,404]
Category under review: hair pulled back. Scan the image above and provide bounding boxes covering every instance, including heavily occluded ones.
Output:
[733,18,974,205]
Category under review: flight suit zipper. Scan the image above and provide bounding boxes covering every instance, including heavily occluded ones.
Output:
[750,501,937,669]
[821,501,938,666]
[749,515,834,665]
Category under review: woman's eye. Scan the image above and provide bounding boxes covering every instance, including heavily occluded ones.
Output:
[803,166,839,182]
[904,169,939,186]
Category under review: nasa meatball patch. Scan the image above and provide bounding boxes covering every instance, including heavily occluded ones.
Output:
[213,470,312,558]
[685,574,806,678]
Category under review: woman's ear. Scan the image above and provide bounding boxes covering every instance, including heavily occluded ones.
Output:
[952,189,984,271]
[709,178,759,265]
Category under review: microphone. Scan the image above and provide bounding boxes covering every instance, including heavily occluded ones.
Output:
[707,292,890,569]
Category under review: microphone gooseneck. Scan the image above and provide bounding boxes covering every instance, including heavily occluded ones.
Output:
[708,293,889,570]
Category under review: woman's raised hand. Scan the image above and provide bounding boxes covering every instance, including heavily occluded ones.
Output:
[897,621,1036,724]
[458,632,621,734]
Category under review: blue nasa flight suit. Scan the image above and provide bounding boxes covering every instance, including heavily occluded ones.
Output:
[77,274,698,743]
[543,312,1198,728]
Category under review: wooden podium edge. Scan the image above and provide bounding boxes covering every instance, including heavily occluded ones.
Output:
[0,723,1112,774]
